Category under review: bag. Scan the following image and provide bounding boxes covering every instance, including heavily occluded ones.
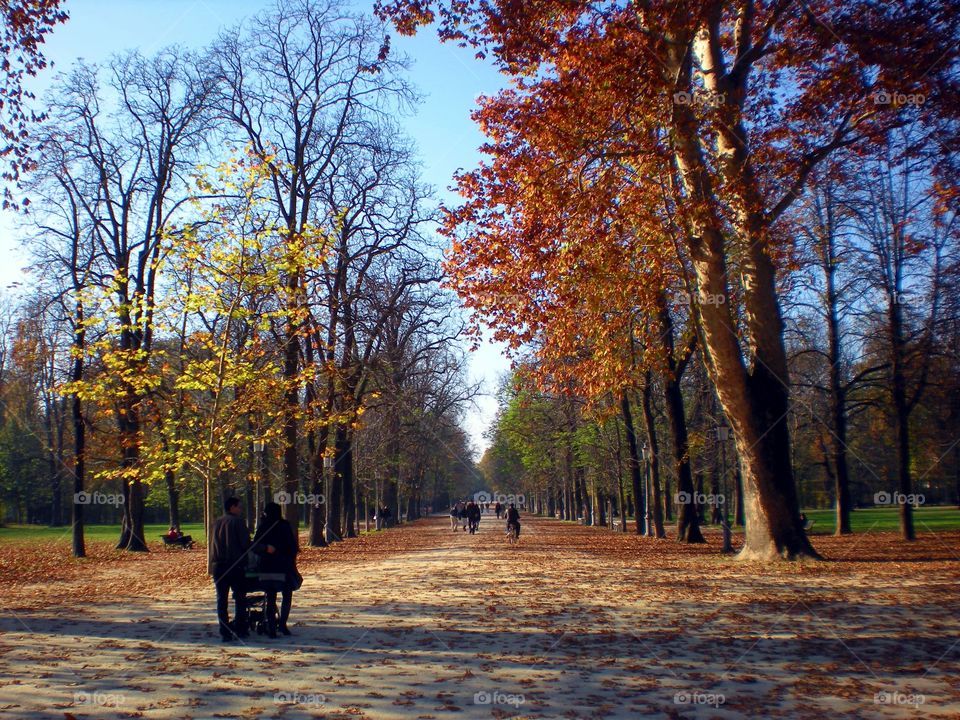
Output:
[291,569,304,591]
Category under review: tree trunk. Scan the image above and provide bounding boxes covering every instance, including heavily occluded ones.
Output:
[823,234,852,535]
[71,309,86,558]
[890,299,915,540]
[282,299,301,534]
[663,376,704,543]
[710,460,723,525]
[165,468,181,531]
[325,434,343,542]
[339,425,356,538]
[734,463,745,527]
[621,393,645,534]
[117,393,147,552]
[640,377,666,538]
[668,48,816,559]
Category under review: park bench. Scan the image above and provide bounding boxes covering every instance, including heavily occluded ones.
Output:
[612,519,622,531]
[802,518,816,532]
[160,534,194,550]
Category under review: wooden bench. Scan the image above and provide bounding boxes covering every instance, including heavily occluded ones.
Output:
[160,534,194,550]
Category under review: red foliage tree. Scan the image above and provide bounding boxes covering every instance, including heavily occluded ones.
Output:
[379,0,960,560]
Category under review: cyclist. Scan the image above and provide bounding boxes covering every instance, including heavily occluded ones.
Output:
[505,502,521,540]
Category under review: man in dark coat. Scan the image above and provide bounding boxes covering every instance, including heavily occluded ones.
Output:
[467,501,482,534]
[252,502,299,638]
[211,496,251,641]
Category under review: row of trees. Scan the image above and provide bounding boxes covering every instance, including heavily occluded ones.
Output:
[0,0,481,557]
[380,0,960,559]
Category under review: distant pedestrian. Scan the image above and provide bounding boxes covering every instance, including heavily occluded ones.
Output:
[495,501,503,519]
[468,501,482,534]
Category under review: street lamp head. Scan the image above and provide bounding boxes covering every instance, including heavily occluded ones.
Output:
[323,455,335,470]
[252,439,265,452]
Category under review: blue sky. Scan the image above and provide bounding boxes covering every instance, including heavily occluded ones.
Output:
[0,0,510,457]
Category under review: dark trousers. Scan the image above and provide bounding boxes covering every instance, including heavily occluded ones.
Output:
[214,564,247,638]
[265,589,293,633]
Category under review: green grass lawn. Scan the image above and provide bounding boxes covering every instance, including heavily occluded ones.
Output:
[0,522,206,544]
[802,505,960,534]
[1,507,957,543]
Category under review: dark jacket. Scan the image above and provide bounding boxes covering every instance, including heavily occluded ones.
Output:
[211,513,251,568]
[468,504,482,521]
[506,507,520,524]
[252,516,297,576]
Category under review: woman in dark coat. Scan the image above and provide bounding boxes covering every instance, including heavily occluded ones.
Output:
[252,502,298,637]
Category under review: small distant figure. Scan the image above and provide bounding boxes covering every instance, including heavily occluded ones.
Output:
[166,526,194,548]
[505,502,521,540]
[459,502,469,531]
[450,502,461,531]
[495,501,503,519]
[467,501,482,534]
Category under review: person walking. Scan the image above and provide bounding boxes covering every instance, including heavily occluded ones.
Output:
[211,496,252,642]
[468,501,482,534]
[252,502,298,638]
[450,503,461,531]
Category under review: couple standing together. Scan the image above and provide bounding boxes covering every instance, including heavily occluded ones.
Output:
[210,498,299,641]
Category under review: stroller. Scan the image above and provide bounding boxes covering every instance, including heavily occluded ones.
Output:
[242,571,286,636]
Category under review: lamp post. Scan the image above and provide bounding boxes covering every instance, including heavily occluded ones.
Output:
[716,423,730,524]
[716,423,735,553]
[252,440,266,525]
[323,454,337,542]
[641,443,652,537]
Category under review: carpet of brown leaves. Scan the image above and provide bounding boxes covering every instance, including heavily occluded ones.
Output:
[0,516,957,719]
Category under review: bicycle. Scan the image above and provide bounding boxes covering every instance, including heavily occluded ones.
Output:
[505,522,519,544]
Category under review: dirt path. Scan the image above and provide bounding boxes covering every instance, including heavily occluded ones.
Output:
[0,515,958,719]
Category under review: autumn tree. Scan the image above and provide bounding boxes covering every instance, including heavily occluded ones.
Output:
[40,49,213,550]
[0,0,67,201]
[848,133,957,540]
[212,0,413,538]
[379,0,960,560]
